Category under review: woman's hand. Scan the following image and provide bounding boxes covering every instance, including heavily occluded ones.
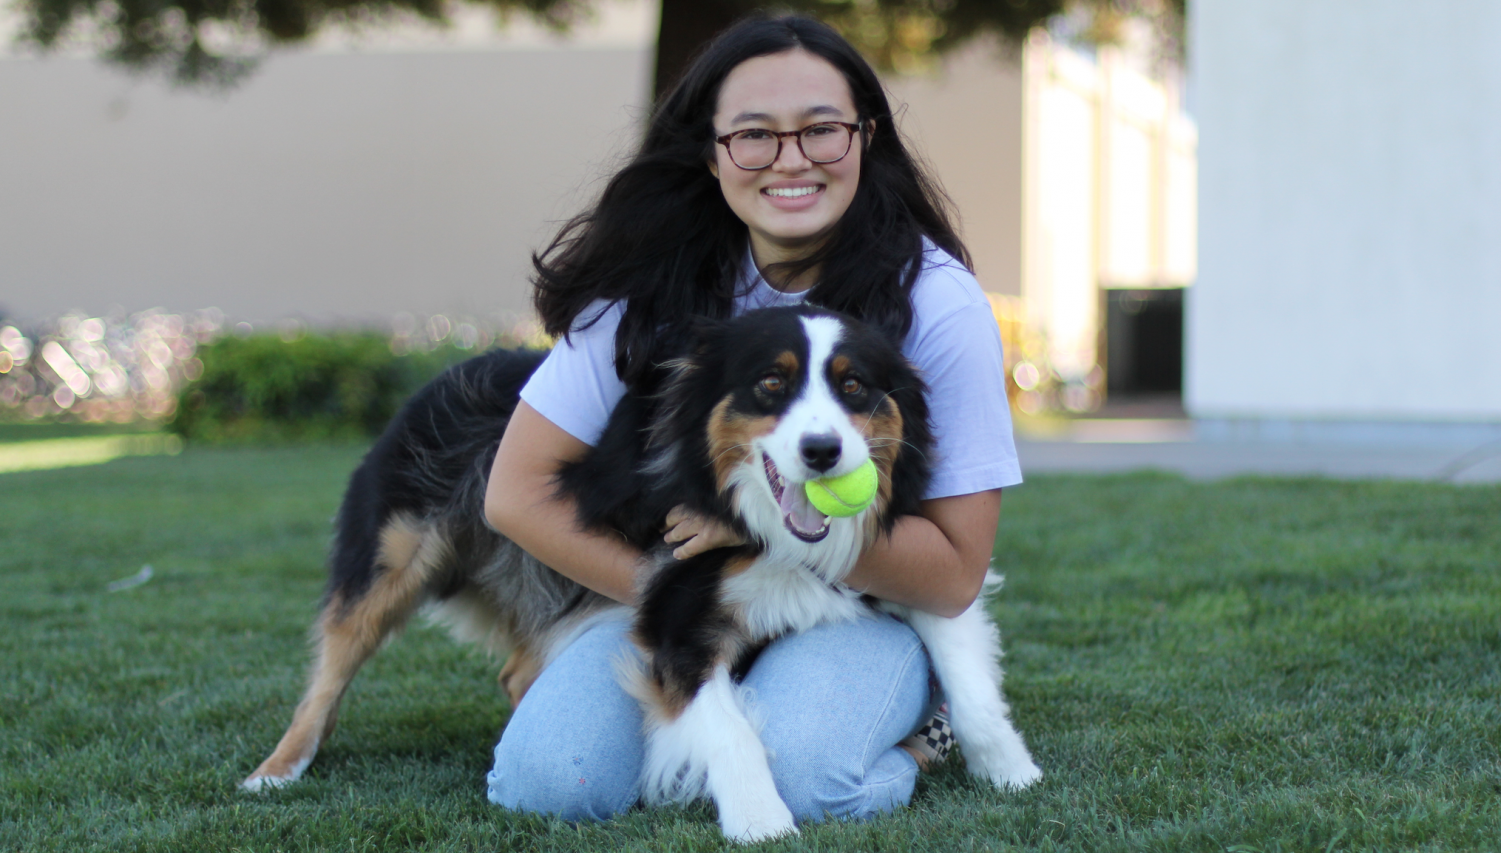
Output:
[663,505,747,560]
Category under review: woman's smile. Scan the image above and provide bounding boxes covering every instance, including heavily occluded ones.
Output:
[762,181,825,208]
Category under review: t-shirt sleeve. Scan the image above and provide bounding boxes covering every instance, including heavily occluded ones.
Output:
[907,274,1024,498]
[518,302,627,446]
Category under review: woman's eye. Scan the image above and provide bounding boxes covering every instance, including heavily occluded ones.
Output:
[739,129,774,141]
[842,377,863,395]
[803,123,839,137]
[759,375,784,393]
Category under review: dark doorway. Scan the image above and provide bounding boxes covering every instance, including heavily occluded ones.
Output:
[1105,288,1184,398]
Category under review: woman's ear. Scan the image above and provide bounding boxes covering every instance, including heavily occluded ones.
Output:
[708,158,720,180]
[863,119,876,148]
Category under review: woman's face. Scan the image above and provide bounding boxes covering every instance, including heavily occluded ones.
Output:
[710,49,863,278]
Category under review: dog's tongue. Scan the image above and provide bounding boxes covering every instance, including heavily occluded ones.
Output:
[779,480,828,536]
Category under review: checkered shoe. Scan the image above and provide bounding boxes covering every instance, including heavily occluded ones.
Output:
[899,704,954,765]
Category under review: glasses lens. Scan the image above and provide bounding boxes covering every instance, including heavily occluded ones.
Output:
[800,124,852,163]
[728,132,778,169]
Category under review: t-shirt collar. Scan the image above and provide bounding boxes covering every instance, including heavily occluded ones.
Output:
[738,247,807,311]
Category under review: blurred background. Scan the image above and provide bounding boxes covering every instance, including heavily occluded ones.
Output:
[1,0,1497,460]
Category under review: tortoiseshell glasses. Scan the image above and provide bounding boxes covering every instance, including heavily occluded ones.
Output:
[714,121,862,171]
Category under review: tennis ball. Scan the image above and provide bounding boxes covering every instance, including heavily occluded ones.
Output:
[805,460,879,517]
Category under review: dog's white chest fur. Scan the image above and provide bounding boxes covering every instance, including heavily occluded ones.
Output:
[721,557,866,639]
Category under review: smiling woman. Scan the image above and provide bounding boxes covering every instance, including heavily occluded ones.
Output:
[479,11,1027,836]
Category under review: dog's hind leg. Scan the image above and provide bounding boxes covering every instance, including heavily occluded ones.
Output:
[243,514,446,791]
[901,599,1042,790]
[497,642,543,709]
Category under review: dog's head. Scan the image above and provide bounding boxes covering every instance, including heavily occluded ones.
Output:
[647,306,932,577]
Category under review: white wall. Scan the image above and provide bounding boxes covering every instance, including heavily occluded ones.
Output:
[1189,0,1501,424]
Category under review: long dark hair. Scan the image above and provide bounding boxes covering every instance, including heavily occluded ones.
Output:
[532,12,971,386]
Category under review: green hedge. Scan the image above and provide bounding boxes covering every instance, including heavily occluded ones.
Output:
[170,333,481,443]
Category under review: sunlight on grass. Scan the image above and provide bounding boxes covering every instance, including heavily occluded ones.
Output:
[0,433,184,474]
[1,449,1497,851]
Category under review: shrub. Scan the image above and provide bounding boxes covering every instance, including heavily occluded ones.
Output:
[170,332,479,443]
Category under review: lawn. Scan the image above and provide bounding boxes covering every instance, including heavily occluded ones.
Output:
[2,446,1497,852]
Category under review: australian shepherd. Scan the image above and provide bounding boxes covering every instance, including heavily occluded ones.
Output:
[242,305,1040,841]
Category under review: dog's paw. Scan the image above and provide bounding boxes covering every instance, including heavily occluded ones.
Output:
[241,772,297,793]
[719,798,798,844]
[241,754,313,793]
[975,756,1042,790]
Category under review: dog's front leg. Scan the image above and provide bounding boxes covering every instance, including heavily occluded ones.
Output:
[900,599,1042,789]
[627,548,797,841]
[635,662,797,842]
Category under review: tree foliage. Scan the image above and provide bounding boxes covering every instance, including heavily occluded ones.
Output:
[13,0,1183,91]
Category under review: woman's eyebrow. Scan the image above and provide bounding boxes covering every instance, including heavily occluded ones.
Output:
[727,105,848,125]
[803,105,847,119]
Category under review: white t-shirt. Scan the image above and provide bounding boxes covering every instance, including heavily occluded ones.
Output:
[520,242,1023,498]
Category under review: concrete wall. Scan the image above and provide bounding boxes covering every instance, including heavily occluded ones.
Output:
[1189,0,1501,425]
[1,46,652,325]
[888,42,1024,297]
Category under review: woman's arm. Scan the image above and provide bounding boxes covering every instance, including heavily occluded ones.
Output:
[842,490,1001,618]
[667,489,1002,619]
[484,401,644,605]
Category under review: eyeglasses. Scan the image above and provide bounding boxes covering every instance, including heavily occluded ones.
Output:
[714,121,862,171]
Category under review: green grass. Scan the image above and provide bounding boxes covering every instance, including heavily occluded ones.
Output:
[2,448,1497,852]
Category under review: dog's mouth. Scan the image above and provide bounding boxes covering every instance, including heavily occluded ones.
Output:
[763,454,830,543]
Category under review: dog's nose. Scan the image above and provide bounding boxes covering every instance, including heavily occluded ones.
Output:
[799,433,842,473]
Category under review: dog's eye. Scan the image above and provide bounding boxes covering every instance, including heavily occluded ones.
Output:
[842,377,863,396]
[759,375,785,394]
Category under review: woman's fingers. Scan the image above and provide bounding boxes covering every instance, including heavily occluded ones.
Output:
[663,520,698,545]
[664,504,745,559]
[663,505,697,544]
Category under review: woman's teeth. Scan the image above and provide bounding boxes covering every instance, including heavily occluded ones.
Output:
[765,186,820,198]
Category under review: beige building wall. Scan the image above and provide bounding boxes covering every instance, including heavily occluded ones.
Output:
[1,46,652,325]
[888,43,1025,297]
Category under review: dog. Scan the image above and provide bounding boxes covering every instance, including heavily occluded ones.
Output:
[242,305,1041,841]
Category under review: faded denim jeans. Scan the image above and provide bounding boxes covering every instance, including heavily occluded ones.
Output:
[487,611,932,824]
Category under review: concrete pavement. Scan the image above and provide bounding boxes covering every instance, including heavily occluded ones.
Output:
[1015,420,1501,483]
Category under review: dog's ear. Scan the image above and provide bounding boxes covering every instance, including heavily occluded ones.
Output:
[884,361,934,520]
[646,326,723,451]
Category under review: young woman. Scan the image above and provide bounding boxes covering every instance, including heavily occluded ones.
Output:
[482,13,1021,824]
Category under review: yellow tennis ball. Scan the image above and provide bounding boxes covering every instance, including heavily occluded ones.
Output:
[805,460,879,517]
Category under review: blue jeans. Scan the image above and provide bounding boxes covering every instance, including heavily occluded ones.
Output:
[486,612,932,824]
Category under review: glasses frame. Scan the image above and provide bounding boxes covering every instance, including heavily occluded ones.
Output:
[714,121,863,171]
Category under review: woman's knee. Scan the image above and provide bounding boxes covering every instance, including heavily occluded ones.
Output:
[487,732,640,822]
[748,616,933,822]
[485,616,645,821]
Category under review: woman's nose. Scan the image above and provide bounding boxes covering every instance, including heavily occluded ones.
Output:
[772,136,812,171]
